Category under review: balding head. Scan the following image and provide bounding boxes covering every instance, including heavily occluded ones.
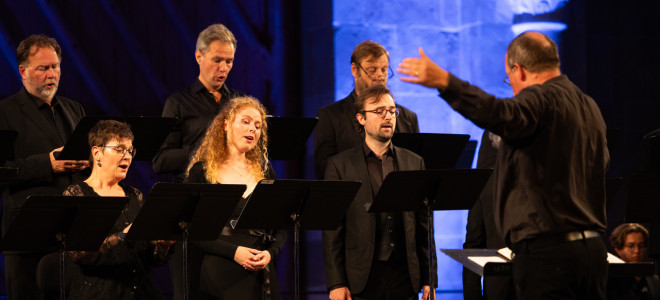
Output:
[506,31,560,73]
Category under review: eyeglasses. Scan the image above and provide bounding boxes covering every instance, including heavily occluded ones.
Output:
[102,145,136,157]
[356,63,394,80]
[363,107,399,118]
[504,65,519,86]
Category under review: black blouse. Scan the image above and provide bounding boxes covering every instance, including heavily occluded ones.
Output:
[63,182,171,300]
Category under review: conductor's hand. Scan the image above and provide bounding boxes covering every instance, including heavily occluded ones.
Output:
[50,147,89,173]
[234,246,270,271]
[421,285,435,300]
[397,47,450,90]
[329,286,352,300]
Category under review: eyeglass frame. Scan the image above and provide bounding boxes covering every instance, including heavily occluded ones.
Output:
[101,145,137,157]
[356,63,395,80]
[504,64,520,86]
[362,107,400,118]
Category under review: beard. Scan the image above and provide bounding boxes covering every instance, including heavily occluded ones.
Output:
[367,124,395,143]
[355,75,386,94]
[25,75,58,100]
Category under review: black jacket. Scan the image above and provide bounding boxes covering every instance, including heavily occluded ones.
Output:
[0,87,86,237]
[322,145,437,294]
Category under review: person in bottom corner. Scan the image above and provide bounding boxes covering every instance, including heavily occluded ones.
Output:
[608,223,660,300]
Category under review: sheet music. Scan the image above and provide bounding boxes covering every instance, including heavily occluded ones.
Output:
[468,255,508,267]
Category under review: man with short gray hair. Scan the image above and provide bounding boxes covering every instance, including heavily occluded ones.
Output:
[153,23,244,183]
[152,23,244,299]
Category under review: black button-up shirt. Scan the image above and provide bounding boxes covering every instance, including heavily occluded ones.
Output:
[29,93,71,144]
[440,74,609,244]
[363,142,405,261]
[153,79,244,182]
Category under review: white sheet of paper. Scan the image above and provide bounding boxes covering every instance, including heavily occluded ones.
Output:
[468,256,508,267]
[607,252,625,264]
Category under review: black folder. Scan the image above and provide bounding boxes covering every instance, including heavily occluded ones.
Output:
[56,116,176,161]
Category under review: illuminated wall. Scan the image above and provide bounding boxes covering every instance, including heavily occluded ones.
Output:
[332,0,567,296]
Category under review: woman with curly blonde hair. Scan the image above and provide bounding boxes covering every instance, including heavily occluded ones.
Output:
[185,96,286,300]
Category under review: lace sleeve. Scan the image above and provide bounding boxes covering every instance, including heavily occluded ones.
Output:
[62,184,83,196]
[130,186,144,205]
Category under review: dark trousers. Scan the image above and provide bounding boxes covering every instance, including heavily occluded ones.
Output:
[511,237,607,300]
[352,257,416,300]
[4,253,47,300]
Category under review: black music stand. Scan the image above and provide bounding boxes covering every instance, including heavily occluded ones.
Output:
[1,195,128,300]
[266,116,318,160]
[0,130,18,183]
[125,182,246,300]
[392,133,470,169]
[233,179,361,300]
[369,169,493,300]
[56,116,176,161]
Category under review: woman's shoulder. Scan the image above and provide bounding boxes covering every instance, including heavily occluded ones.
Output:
[185,161,209,183]
[121,184,143,200]
[63,182,97,196]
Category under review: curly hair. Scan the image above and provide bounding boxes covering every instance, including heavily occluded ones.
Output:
[187,96,269,183]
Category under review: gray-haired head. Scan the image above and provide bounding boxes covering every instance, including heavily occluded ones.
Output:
[196,24,237,53]
[506,31,560,73]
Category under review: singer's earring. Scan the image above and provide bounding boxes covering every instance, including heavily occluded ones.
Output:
[96,160,101,167]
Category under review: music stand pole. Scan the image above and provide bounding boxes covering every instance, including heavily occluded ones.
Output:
[56,233,66,300]
[180,221,190,300]
[293,216,301,300]
[425,199,436,300]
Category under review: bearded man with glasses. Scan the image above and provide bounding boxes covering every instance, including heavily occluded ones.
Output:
[313,40,420,180]
[322,84,436,300]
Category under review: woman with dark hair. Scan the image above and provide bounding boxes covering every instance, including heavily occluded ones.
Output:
[62,120,174,299]
[186,96,286,300]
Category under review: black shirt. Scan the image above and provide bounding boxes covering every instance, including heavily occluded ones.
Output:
[440,74,609,244]
[152,79,244,182]
[362,142,405,261]
[28,93,71,144]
